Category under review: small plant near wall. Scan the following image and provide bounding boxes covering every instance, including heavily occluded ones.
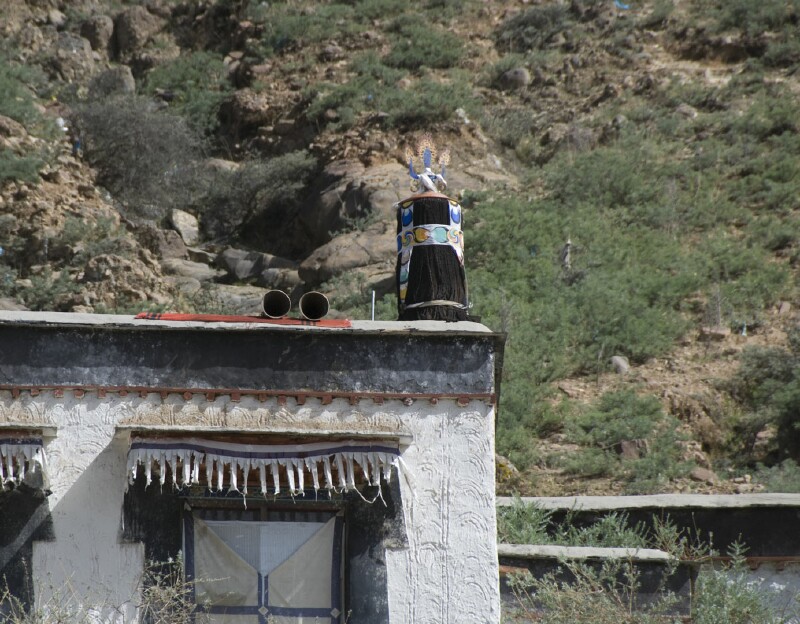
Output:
[0,557,210,624]
[140,557,208,624]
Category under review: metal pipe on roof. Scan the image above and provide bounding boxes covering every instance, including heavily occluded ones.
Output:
[261,290,291,319]
[299,291,329,321]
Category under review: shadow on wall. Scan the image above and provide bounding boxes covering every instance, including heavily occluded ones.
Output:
[31,435,143,621]
[0,479,54,615]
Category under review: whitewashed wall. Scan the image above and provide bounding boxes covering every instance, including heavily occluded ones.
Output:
[0,391,500,623]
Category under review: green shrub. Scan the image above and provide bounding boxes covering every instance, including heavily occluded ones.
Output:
[497,498,554,545]
[21,268,81,311]
[0,57,45,126]
[0,149,42,184]
[569,391,664,449]
[559,448,617,478]
[384,19,464,69]
[201,151,317,244]
[495,4,571,53]
[381,77,473,128]
[143,51,231,134]
[692,546,793,624]
[556,391,693,490]
[306,53,405,129]
[498,499,651,548]
[754,459,800,493]
[727,333,800,460]
[258,3,359,55]
[0,56,54,183]
[307,54,473,130]
[713,0,800,36]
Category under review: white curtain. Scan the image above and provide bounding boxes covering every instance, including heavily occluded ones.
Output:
[188,514,341,623]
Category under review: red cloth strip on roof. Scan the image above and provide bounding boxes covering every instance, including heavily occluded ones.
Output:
[134,312,351,328]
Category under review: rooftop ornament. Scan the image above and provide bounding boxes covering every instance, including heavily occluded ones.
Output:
[396,135,469,321]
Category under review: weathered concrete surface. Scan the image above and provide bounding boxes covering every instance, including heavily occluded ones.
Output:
[497,495,800,557]
[497,494,800,509]
[0,312,501,397]
[498,544,672,561]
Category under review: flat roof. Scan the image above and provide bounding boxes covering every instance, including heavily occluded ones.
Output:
[0,311,494,336]
[0,311,503,398]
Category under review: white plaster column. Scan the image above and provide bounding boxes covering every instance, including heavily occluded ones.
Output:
[29,395,143,623]
[386,403,500,623]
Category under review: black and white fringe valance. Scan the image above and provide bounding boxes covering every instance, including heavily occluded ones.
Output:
[127,438,405,497]
[0,436,47,486]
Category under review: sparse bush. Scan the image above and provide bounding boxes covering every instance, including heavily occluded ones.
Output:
[200,151,317,244]
[754,459,800,493]
[143,51,231,135]
[76,96,206,220]
[0,557,206,623]
[140,557,205,624]
[307,53,472,130]
[0,55,55,183]
[692,545,794,624]
[727,332,800,461]
[258,3,359,55]
[0,150,42,184]
[508,558,679,624]
[495,4,571,53]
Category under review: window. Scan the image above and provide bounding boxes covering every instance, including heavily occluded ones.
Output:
[184,508,344,624]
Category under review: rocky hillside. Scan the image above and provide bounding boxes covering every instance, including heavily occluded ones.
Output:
[1,0,799,496]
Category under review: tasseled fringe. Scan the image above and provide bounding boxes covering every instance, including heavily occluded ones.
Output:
[0,438,47,486]
[126,438,403,500]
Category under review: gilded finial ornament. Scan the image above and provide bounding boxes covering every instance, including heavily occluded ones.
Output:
[406,134,448,193]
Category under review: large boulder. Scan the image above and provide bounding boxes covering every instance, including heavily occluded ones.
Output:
[0,115,27,139]
[295,160,407,252]
[114,6,164,58]
[299,221,395,286]
[133,222,188,260]
[218,89,274,139]
[216,247,298,282]
[81,15,114,54]
[255,268,301,291]
[161,258,225,282]
[47,32,95,82]
[169,209,200,246]
[211,284,268,316]
[88,66,136,99]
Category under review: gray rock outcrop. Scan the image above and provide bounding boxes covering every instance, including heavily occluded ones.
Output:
[81,15,114,54]
[88,66,136,99]
[169,209,200,246]
[114,6,164,58]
